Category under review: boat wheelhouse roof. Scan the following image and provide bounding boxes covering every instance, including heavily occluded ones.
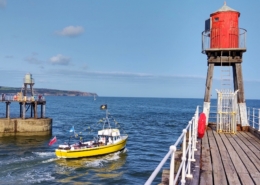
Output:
[98,129,120,136]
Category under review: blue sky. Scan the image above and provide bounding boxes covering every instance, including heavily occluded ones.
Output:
[0,0,260,98]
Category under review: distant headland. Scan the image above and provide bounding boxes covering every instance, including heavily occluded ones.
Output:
[0,86,97,97]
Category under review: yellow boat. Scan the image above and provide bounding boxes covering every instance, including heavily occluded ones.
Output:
[55,105,128,159]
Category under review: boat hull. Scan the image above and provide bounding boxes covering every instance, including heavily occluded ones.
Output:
[55,136,128,158]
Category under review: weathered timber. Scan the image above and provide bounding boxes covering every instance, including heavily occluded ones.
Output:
[240,131,260,150]
[208,56,242,64]
[212,130,241,185]
[204,63,214,103]
[198,126,260,185]
[159,169,170,185]
[207,130,227,185]
[186,139,201,185]
[158,150,182,185]
[248,126,260,140]
[234,132,260,170]
[220,133,255,185]
[199,129,213,185]
[233,63,245,103]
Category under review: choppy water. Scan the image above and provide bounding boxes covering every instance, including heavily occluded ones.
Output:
[0,97,259,185]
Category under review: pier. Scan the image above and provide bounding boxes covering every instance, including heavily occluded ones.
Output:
[145,107,260,185]
[0,73,52,136]
[145,3,260,185]
[200,125,260,185]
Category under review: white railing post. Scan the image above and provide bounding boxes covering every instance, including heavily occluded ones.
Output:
[181,129,187,185]
[253,108,255,129]
[194,106,199,144]
[186,122,193,178]
[247,107,250,126]
[191,117,196,161]
[169,145,176,185]
[258,109,260,131]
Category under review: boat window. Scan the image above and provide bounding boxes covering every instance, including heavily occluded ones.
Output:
[214,17,219,22]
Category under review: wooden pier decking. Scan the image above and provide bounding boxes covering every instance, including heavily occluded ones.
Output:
[200,125,260,185]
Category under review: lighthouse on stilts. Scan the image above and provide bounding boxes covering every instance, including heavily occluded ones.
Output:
[202,2,249,132]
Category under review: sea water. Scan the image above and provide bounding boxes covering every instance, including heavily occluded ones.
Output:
[0,97,259,185]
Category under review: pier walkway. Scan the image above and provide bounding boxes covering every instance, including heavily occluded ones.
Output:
[200,125,260,185]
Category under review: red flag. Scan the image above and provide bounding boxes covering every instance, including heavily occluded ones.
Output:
[49,136,57,146]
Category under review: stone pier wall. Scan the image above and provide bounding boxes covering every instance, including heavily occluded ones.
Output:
[0,118,52,136]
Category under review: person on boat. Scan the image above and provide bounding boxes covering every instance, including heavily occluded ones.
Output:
[108,137,113,144]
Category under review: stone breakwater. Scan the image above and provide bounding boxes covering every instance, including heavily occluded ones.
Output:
[0,118,52,136]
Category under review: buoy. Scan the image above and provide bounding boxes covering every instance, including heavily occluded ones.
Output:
[198,113,206,138]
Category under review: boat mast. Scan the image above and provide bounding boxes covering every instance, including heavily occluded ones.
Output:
[105,109,111,130]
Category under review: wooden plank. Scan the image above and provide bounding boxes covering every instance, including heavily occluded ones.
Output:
[208,56,242,63]
[207,130,227,185]
[243,131,260,144]
[200,130,213,185]
[199,172,212,185]
[251,173,260,185]
[201,130,212,171]
[236,132,260,161]
[248,127,260,140]
[239,174,255,185]
[231,133,260,184]
[226,134,257,185]
[240,132,260,151]
[219,134,254,184]
[212,131,241,185]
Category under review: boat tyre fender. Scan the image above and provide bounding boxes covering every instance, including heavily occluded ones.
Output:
[198,113,206,138]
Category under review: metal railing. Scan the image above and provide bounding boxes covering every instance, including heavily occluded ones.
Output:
[247,107,260,131]
[0,95,45,102]
[145,106,199,185]
[202,28,247,54]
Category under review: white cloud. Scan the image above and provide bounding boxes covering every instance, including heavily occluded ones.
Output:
[0,0,6,8]
[56,26,84,37]
[49,54,70,65]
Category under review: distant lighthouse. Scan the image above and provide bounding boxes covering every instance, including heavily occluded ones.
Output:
[202,2,248,130]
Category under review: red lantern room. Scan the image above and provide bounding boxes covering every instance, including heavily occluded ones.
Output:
[210,2,240,48]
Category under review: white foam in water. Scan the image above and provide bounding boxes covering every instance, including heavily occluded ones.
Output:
[85,159,105,167]
[23,170,55,183]
[2,169,55,184]
[33,152,55,157]
[105,152,120,161]
[1,156,35,166]
[42,158,58,163]
[85,149,127,167]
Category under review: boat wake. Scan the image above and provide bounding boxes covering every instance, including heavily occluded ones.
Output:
[33,151,55,157]
[85,148,127,168]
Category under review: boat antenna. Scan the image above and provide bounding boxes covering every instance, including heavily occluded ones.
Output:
[105,109,111,129]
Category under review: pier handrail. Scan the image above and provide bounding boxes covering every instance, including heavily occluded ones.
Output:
[145,106,199,185]
[0,95,45,102]
[247,107,260,131]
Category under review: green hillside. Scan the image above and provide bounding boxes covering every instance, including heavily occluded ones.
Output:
[0,86,97,97]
